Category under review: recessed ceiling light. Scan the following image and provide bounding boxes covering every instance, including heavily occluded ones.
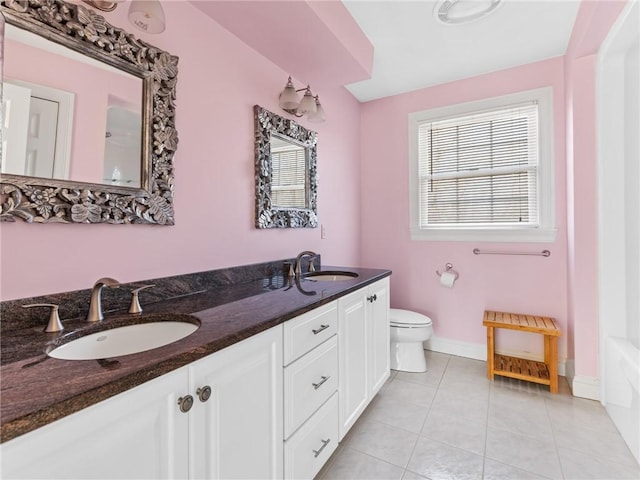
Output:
[434,0,503,25]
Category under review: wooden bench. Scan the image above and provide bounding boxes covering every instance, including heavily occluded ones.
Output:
[483,310,561,393]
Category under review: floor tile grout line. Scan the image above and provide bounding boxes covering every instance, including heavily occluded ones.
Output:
[400,352,451,479]
[543,391,567,480]
[482,377,493,479]
[340,441,415,473]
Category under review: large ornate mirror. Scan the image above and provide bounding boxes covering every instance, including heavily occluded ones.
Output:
[254,105,318,228]
[0,0,178,224]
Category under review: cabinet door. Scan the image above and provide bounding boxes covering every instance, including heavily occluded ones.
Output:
[189,325,283,480]
[368,278,390,397]
[338,290,368,440]
[1,367,189,480]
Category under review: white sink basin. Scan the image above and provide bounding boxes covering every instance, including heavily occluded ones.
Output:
[304,271,359,282]
[48,321,199,360]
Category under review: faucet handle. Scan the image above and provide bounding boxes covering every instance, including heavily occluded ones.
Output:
[129,285,155,314]
[22,303,64,333]
[286,263,296,278]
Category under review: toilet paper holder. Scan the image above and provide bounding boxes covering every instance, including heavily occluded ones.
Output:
[436,263,459,280]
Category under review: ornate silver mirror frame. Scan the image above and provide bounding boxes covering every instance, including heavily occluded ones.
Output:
[254,105,318,229]
[0,0,178,224]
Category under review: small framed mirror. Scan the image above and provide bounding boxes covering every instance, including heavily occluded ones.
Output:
[254,105,318,228]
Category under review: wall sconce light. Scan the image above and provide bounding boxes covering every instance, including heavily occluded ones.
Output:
[278,76,326,123]
[82,0,166,34]
[128,0,166,34]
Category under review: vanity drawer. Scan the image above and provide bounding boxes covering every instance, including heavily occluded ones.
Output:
[284,335,338,438]
[284,392,339,480]
[283,300,338,365]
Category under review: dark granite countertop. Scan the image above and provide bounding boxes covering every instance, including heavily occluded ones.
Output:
[0,266,391,443]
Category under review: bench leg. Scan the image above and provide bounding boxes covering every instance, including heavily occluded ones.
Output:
[545,335,559,393]
[486,326,495,380]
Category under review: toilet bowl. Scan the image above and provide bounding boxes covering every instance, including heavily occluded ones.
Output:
[389,308,433,373]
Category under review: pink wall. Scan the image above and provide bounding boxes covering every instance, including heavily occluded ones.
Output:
[0,2,363,301]
[566,54,599,377]
[564,0,628,378]
[360,58,569,359]
[5,39,140,184]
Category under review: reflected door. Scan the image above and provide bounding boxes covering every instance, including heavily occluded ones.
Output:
[25,96,58,178]
[2,82,64,178]
[1,82,30,175]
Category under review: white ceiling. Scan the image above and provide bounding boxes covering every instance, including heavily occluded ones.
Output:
[342,0,581,102]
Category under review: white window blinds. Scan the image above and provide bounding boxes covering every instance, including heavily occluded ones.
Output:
[418,103,539,228]
[272,146,307,208]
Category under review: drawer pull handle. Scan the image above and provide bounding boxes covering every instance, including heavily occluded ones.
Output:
[312,324,330,335]
[312,375,330,390]
[313,438,331,458]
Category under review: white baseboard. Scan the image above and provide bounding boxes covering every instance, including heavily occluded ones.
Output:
[572,376,601,400]
[564,359,601,400]
[424,335,566,377]
[424,335,486,361]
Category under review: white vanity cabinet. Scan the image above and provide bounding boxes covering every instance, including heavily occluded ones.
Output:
[1,366,190,479]
[1,275,391,480]
[283,301,340,480]
[338,277,390,439]
[189,324,283,479]
[0,325,283,480]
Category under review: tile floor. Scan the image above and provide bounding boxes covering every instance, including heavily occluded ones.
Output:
[317,350,640,480]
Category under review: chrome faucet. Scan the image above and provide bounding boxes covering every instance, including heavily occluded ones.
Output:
[87,277,120,322]
[294,250,318,277]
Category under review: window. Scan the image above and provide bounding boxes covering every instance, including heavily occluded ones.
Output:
[408,88,556,242]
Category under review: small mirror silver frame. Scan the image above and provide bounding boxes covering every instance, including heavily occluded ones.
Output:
[254,105,318,229]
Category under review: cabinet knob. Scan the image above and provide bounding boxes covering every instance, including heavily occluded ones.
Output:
[177,395,194,413]
[367,294,377,303]
[312,438,331,458]
[196,385,212,402]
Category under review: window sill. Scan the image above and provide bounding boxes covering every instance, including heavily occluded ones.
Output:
[410,227,557,243]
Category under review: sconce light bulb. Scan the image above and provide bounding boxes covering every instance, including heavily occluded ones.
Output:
[128,0,166,34]
[308,96,326,123]
[297,86,317,115]
[279,76,301,110]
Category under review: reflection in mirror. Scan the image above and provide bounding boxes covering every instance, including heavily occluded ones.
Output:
[2,78,74,179]
[270,134,308,209]
[103,105,142,186]
[254,105,318,229]
[0,0,178,224]
[2,23,143,187]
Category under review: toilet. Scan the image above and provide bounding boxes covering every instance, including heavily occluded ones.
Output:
[389,308,433,373]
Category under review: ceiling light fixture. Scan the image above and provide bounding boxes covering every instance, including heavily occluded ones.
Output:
[278,76,326,123]
[434,0,503,25]
[81,0,166,34]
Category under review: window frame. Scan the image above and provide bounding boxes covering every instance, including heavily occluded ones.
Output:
[408,87,556,243]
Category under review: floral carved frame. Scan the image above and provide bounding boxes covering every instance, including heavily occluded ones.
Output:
[254,105,318,229]
[0,0,179,224]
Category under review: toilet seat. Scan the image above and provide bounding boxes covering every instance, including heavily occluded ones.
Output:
[389,309,432,328]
